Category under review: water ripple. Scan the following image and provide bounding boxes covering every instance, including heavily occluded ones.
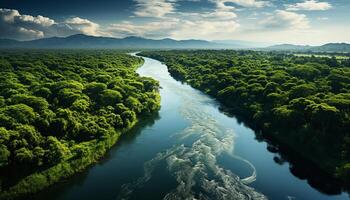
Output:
[117,56,267,200]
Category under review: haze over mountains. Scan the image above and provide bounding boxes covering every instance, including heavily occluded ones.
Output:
[0,34,229,49]
[0,34,349,52]
[266,43,350,52]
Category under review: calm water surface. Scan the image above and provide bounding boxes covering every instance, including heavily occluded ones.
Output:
[32,54,349,200]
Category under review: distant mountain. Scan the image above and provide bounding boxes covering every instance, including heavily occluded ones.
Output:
[266,44,313,51]
[1,35,348,52]
[311,43,350,52]
[266,43,350,53]
[0,34,238,49]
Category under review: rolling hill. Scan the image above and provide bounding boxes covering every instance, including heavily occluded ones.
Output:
[0,34,229,49]
[1,34,349,52]
[266,43,350,53]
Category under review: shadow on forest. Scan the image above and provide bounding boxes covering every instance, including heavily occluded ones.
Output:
[26,112,160,200]
[147,57,349,197]
[218,105,348,196]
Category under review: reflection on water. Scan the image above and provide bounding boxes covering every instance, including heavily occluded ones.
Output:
[118,82,266,199]
[220,106,348,196]
[31,54,349,200]
[30,112,160,200]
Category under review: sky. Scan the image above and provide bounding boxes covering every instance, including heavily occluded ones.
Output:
[0,0,349,45]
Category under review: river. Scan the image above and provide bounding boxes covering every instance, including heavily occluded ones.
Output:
[32,54,349,200]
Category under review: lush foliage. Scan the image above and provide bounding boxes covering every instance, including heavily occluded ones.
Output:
[0,50,160,199]
[140,50,350,183]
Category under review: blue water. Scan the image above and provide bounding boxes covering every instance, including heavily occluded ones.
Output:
[32,54,349,200]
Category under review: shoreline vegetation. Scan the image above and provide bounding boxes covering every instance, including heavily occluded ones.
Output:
[0,50,160,200]
[139,50,350,193]
[1,121,135,200]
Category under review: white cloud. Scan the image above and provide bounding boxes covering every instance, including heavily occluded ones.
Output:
[1,1,340,45]
[211,0,271,8]
[133,0,175,18]
[170,2,240,39]
[172,19,240,39]
[0,8,52,40]
[18,27,44,38]
[110,0,240,40]
[0,8,103,40]
[108,20,179,38]
[18,15,55,27]
[202,0,238,20]
[64,17,101,36]
[0,8,20,22]
[260,10,310,30]
[108,14,239,40]
[286,0,332,11]
[132,0,264,19]
[0,3,240,41]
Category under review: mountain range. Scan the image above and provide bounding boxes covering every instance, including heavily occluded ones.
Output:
[0,34,230,49]
[0,34,349,52]
[265,43,350,53]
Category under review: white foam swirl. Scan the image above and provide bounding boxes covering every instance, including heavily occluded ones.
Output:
[118,56,267,200]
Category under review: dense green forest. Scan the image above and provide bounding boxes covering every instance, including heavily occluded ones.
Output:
[0,50,160,199]
[140,50,350,185]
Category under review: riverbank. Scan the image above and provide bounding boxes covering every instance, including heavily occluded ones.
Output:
[0,122,136,200]
[0,51,161,200]
[25,53,349,200]
[138,50,350,194]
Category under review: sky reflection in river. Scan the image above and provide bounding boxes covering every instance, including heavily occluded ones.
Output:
[117,55,266,200]
[31,54,349,200]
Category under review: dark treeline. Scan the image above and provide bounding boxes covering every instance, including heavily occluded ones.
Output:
[0,50,160,199]
[140,50,350,188]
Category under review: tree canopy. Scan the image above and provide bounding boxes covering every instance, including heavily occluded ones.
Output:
[0,50,160,198]
[140,50,350,185]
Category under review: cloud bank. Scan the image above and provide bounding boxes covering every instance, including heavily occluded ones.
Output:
[108,0,242,40]
[260,10,310,30]
[286,0,332,11]
[0,8,103,40]
[213,0,271,8]
[0,0,346,44]
[133,0,175,18]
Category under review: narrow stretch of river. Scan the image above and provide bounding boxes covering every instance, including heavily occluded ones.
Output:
[32,54,349,200]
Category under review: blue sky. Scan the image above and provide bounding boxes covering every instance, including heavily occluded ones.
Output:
[0,0,349,44]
